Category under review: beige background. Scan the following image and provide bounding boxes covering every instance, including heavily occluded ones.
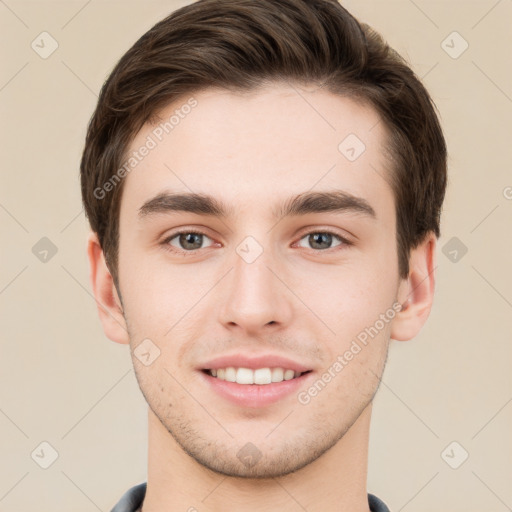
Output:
[1,1,511,511]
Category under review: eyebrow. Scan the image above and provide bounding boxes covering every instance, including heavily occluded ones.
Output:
[137,189,377,221]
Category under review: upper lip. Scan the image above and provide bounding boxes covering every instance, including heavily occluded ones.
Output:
[198,353,312,373]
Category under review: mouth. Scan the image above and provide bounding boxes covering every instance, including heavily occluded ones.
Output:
[196,353,315,407]
[198,367,315,408]
[201,367,313,385]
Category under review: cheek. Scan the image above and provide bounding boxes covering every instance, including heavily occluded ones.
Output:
[303,260,396,327]
[121,260,217,345]
[306,271,396,381]
[120,267,170,340]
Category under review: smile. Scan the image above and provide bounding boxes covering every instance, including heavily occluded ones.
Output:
[199,368,314,408]
[203,367,311,385]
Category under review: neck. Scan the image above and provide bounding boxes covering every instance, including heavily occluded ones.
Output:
[141,403,373,512]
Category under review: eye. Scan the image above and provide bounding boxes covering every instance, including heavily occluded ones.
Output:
[164,230,215,252]
[161,228,353,255]
[295,230,352,251]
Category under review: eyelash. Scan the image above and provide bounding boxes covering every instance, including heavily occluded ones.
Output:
[161,228,353,255]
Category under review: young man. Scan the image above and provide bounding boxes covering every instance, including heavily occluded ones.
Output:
[81,0,447,510]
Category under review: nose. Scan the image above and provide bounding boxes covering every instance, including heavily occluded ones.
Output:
[218,245,293,336]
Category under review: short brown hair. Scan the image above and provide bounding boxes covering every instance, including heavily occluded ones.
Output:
[80,0,447,289]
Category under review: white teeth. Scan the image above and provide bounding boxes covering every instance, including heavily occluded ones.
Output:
[271,367,283,382]
[208,367,304,385]
[254,368,271,384]
[236,367,254,384]
[225,367,237,382]
[284,369,296,380]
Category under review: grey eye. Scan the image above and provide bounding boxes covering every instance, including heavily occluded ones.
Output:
[297,232,343,250]
[169,232,214,251]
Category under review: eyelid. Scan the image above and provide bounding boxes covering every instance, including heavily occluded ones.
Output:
[294,225,355,244]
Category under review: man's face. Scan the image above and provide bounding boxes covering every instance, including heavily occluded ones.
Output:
[116,83,401,477]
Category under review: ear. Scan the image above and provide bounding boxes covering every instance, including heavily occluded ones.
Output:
[86,231,130,344]
[390,232,437,342]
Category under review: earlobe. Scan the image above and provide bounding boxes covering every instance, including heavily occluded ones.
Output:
[86,231,130,345]
[390,233,437,342]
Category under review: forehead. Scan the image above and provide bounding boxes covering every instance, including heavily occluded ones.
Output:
[119,83,393,223]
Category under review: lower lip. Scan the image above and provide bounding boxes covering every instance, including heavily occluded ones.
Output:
[198,370,314,408]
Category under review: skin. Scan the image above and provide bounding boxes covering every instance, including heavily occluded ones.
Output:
[88,82,436,512]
